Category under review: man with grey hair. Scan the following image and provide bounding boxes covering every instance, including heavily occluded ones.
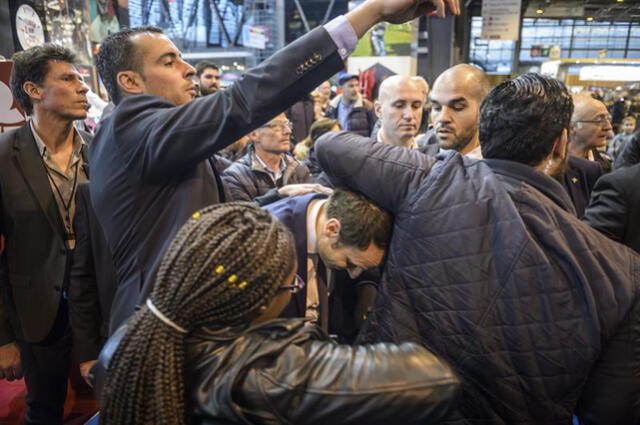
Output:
[569,94,613,172]
[429,64,489,158]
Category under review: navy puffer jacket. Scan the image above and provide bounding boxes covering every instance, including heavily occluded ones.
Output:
[317,131,640,425]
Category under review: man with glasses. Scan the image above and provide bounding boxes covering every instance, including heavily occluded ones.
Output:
[265,189,392,342]
[569,94,614,172]
[223,113,331,206]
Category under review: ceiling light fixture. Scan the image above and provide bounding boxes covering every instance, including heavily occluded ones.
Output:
[586,16,594,21]
[536,8,544,14]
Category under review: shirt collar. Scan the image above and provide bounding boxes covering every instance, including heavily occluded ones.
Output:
[306,199,327,255]
[30,119,86,158]
[254,152,286,176]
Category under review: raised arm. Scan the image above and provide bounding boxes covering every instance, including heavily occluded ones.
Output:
[114,0,459,182]
[315,131,436,214]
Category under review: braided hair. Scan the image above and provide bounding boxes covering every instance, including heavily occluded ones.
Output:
[100,202,296,425]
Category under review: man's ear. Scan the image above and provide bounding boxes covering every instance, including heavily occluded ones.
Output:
[324,218,341,244]
[22,81,42,103]
[551,128,569,161]
[116,70,145,96]
[374,100,382,119]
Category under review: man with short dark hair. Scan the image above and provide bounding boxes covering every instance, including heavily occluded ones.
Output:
[222,113,328,206]
[195,60,221,96]
[0,44,90,425]
[316,73,640,424]
[326,74,376,137]
[429,64,489,158]
[90,0,459,333]
[265,189,391,341]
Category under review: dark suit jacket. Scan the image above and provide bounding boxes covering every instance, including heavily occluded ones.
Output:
[68,183,118,363]
[89,26,345,333]
[583,163,640,253]
[264,193,379,342]
[614,129,640,169]
[560,156,603,218]
[0,124,90,344]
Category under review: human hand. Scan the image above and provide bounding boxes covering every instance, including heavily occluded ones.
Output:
[79,360,97,387]
[278,184,333,198]
[0,342,22,381]
[377,0,460,23]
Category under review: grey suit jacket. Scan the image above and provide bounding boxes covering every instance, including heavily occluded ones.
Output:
[0,124,90,343]
[89,25,345,333]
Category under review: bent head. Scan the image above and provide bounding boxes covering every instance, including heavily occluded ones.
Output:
[316,190,391,277]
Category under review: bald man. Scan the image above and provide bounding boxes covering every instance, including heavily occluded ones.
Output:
[429,64,490,158]
[570,94,613,172]
[375,75,425,149]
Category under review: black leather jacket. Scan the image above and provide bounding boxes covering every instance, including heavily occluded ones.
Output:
[94,319,460,425]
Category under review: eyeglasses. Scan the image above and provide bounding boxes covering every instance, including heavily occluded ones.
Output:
[262,121,293,132]
[574,115,612,126]
[280,275,305,294]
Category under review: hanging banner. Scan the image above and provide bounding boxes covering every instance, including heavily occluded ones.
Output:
[0,61,26,134]
[481,0,522,41]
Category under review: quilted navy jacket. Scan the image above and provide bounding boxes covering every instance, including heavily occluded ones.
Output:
[316,131,640,425]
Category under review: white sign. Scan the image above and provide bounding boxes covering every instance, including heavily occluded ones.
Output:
[244,26,266,50]
[481,0,522,41]
[579,66,640,82]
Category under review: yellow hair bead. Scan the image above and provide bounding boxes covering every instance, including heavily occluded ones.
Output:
[228,274,238,283]
[192,211,201,219]
[215,265,225,274]
[238,281,248,289]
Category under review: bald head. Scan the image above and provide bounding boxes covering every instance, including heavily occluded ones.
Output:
[569,94,612,156]
[432,64,490,102]
[375,75,425,148]
[429,64,489,153]
[378,75,422,103]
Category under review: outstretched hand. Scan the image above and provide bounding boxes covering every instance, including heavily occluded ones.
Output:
[380,0,460,24]
[347,0,460,39]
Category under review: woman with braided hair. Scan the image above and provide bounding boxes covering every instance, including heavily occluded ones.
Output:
[92,202,459,425]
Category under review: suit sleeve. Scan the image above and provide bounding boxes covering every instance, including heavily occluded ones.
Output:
[68,186,104,363]
[0,187,16,346]
[315,131,435,215]
[582,173,628,243]
[115,26,345,183]
[613,132,640,169]
[246,339,460,425]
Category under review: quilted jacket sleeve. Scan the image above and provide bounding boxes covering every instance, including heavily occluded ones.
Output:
[244,340,460,425]
[315,131,436,214]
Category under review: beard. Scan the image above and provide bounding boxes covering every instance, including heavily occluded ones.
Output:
[437,124,477,152]
[200,85,218,96]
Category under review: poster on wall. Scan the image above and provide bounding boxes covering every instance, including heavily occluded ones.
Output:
[0,61,27,134]
[352,21,417,57]
[90,0,120,44]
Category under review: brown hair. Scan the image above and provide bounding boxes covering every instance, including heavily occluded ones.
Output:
[326,189,392,250]
[100,203,296,425]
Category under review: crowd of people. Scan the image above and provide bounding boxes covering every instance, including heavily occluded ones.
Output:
[0,0,639,424]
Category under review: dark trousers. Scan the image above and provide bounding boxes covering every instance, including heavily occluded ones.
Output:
[17,300,72,425]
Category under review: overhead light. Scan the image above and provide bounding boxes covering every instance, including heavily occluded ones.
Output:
[536,8,544,14]
[616,0,624,3]
[586,16,594,21]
